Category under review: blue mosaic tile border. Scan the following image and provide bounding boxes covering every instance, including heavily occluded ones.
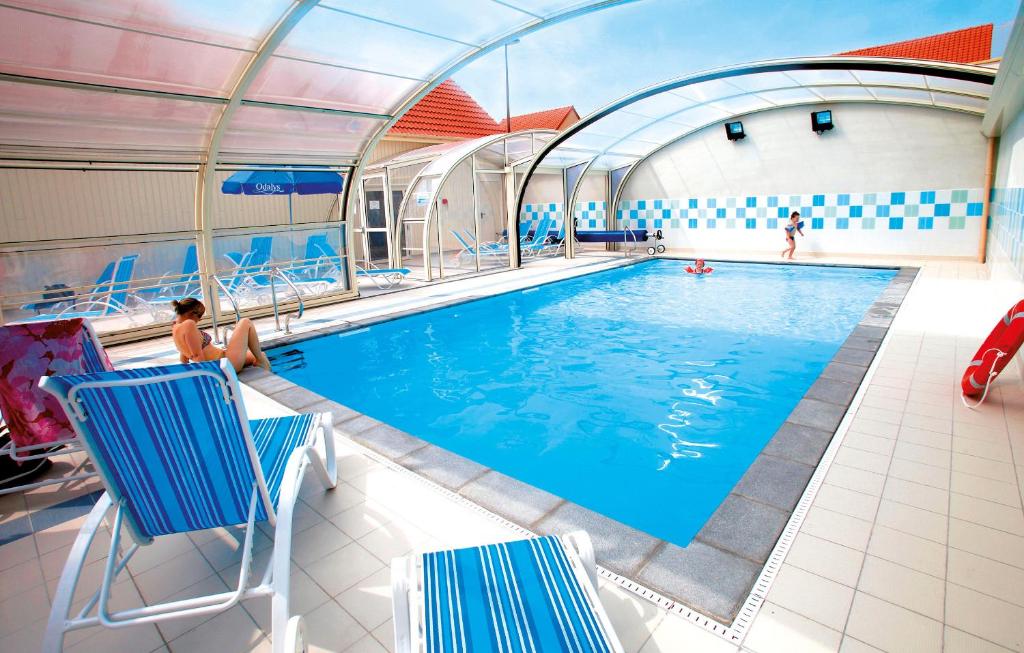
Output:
[521,202,608,230]
[991,187,1024,278]
[616,188,985,232]
[521,203,564,226]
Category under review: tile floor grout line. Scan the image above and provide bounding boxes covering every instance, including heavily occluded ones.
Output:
[835,269,921,645]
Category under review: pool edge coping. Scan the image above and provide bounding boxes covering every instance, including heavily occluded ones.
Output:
[244,258,918,636]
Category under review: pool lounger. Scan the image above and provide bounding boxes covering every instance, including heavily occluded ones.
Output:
[387,531,625,653]
[39,360,338,653]
[0,318,111,495]
[356,264,411,289]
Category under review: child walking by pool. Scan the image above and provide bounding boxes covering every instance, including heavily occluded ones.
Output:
[781,211,804,260]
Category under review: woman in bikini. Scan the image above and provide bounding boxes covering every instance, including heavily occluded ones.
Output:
[171,298,271,372]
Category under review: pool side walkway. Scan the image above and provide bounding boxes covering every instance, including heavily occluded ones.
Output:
[0,253,1021,652]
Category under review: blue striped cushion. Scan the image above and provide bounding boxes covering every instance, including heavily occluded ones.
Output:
[46,362,266,538]
[423,536,613,653]
[250,414,314,508]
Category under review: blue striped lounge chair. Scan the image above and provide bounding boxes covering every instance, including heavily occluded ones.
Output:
[0,318,110,495]
[39,359,338,653]
[388,531,624,653]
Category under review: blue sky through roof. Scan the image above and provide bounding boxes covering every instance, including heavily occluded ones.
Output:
[455,0,1018,120]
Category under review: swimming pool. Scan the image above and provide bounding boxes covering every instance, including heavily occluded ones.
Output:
[270,260,896,546]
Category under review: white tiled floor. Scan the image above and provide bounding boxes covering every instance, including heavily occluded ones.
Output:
[0,254,1021,652]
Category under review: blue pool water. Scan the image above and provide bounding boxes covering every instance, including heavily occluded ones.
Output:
[270,260,895,546]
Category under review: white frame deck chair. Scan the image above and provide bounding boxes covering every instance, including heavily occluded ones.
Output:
[0,319,110,496]
[39,359,337,653]
[389,531,625,653]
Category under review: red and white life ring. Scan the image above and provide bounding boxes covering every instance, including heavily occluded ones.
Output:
[961,299,1024,398]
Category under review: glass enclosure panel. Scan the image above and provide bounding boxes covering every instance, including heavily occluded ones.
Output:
[404,176,440,223]
[360,176,390,265]
[708,92,767,116]
[815,85,876,101]
[924,76,992,97]
[0,82,218,152]
[275,6,466,80]
[475,146,507,171]
[868,86,934,103]
[211,224,350,314]
[930,92,987,112]
[675,78,748,104]
[475,173,510,271]
[634,91,699,117]
[389,162,429,222]
[784,69,861,86]
[435,159,478,278]
[0,6,248,96]
[730,71,799,92]
[320,0,533,45]
[6,0,292,50]
[852,70,927,88]
[583,110,655,137]
[220,105,383,158]
[246,57,418,115]
[0,234,201,335]
[753,87,822,105]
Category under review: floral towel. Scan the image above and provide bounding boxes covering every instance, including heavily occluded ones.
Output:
[0,319,87,448]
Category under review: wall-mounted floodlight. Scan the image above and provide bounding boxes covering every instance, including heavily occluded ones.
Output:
[811,110,834,134]
[724,121,745,141]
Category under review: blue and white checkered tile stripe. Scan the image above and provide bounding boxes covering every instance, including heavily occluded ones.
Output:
[991,187,1024,279]
[422,535,614,653]
[616,188,985,232]
[574,201,607,231]
[520,203,564,230]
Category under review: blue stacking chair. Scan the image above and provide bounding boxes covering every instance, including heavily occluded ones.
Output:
[306,233,409,290]
[520,216,554,257]
[40,360,338,653]
[137,244,201,300]
[22,254,139,321]
[389,531,624,653]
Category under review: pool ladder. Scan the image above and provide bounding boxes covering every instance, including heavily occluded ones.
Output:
[269,267,304,334]
[210,276,241,345]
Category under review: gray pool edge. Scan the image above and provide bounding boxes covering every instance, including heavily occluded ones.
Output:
[241,260,917,625]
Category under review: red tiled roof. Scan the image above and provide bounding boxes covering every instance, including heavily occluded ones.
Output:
[837,24,992,64]
[496,106,579,132]
[390,80,500,139]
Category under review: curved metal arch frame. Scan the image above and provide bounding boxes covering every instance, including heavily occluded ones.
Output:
[386,129,557,281]
[339,0,641,228]
[606,96,992,231]
[195,0,327,320]
[514,56,997,265]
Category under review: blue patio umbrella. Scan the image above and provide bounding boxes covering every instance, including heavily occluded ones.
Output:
[221,169,344,224]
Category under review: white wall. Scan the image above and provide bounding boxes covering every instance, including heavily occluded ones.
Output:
[990,107,1024,282]
[621,103,988,258]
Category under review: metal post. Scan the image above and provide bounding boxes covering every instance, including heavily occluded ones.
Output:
[270,273,280,331]
[471,155,481,273]
[978,135,997,263]
[436,199,445,279]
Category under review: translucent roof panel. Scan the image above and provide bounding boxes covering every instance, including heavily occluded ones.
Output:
[320,0,535,45]
[524,58,995,202]
[0,1,620,162]
[0,5,250,97]
[0,81,218,152]
[246,58,417,115]
[273,7,467,81]
[220,106,383,158]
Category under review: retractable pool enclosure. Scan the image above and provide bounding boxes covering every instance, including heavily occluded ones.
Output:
[0,0,635,341]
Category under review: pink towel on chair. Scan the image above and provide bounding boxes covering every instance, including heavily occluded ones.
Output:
[0,319,87,448]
